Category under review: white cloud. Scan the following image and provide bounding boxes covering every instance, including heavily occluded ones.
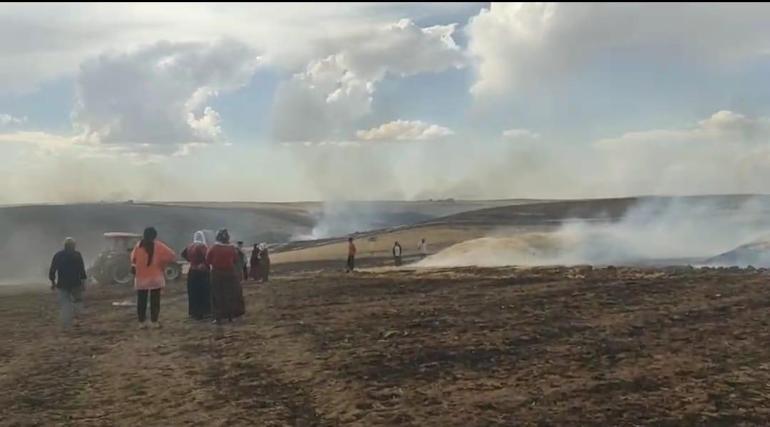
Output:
[502,128,540,140]
[467,3,770,97]
[72,39,260,146]
[356,120,454,142]
[0,3,474,93]
[596,110,769,146]
[0,128,206,166]
[593,110,770,195]
[0,130,74,147]
[0,114,26,126]
[272,19,466,142]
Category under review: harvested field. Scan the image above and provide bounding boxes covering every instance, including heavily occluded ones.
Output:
[3,265,770,425]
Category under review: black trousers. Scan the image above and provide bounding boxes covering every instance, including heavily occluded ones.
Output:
[137,289,161,322]
[347,255,355,271]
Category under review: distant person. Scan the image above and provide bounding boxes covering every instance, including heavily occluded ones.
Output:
[259,243,271,282]
[418,238,428,258]
[131,227,176,329]
[206,229,245,324]
[235,241,248,282]
[181,231,211,320]
[249,243,262,281]
[393,241,403,266]
[346,237,357,272]
[49,237,87,329]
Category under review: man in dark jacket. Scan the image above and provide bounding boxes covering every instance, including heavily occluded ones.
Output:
[49,237,87,328]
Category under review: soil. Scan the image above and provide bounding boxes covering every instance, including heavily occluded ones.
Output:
[3,265,770,425]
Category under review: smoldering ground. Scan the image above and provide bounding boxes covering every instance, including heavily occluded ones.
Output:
[417,195,770,268]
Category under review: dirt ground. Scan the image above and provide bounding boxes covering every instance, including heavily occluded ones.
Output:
[4,265,770,426]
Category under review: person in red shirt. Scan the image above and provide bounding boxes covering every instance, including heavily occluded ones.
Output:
[181,231,210,320]
[346,237,356,273]
[206,229,245,324]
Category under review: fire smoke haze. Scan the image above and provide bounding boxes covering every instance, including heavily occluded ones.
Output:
[0,3,769,203]
[418,197,770,268]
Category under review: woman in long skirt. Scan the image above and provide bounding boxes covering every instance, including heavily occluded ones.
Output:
[249,244,262,281]
[181,231,211,320]
[206,229,245,323]
[259,244,271,282]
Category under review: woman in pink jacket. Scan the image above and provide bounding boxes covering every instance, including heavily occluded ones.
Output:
[131,227,176,329]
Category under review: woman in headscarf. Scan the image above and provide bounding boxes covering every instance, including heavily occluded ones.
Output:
[131,227,176,329]
[249,243,262,281]
[206,229,245,324]
[181,231,211,320]
[259,243,271,282]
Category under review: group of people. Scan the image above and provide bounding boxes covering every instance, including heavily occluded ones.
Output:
[48,227,272,330]
[132,227,254,327]
[344,236,429,272]
[236,241,270,283]
[49,229,429,329]
[175,228,272,325]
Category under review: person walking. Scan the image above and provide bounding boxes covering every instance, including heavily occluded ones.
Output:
[131,227,176,329]
[49,237,87,329]
[181,231,211,320]
[346,237,356,273]
[206,229,246,324]
[392,241,403,266]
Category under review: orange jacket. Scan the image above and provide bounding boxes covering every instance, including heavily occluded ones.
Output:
[131,240,176,290]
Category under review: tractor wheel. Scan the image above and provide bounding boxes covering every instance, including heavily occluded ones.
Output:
[110,261,134,285]
[91,267,110,286]
[164,262,182,282]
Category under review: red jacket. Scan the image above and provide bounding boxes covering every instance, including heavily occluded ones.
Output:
[206,243,237,272]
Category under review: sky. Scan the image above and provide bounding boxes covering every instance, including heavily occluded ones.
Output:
[2,2,770,203]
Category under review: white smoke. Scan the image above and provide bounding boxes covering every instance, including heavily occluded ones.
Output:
[418,196,770,268]
[290,200,434,241]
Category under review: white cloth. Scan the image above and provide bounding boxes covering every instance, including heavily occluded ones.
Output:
[193,231,206,245]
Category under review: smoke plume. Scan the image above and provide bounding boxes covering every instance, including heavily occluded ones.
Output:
[418,196,770,268]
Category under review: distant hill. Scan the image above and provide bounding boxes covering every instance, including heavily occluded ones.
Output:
[0,199,533,282]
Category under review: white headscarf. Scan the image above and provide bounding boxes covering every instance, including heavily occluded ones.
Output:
[193,231,206,245]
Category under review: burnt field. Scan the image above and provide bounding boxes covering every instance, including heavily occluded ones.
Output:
[3,266,770,425]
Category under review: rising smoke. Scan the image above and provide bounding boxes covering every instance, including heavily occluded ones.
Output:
[290,200,435,241]
[417,196,770,268]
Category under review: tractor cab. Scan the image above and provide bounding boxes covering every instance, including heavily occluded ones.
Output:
[104,232,141,253]
[89,232,181,285]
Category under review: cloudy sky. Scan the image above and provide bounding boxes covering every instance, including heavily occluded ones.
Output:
[2,2,770,203]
